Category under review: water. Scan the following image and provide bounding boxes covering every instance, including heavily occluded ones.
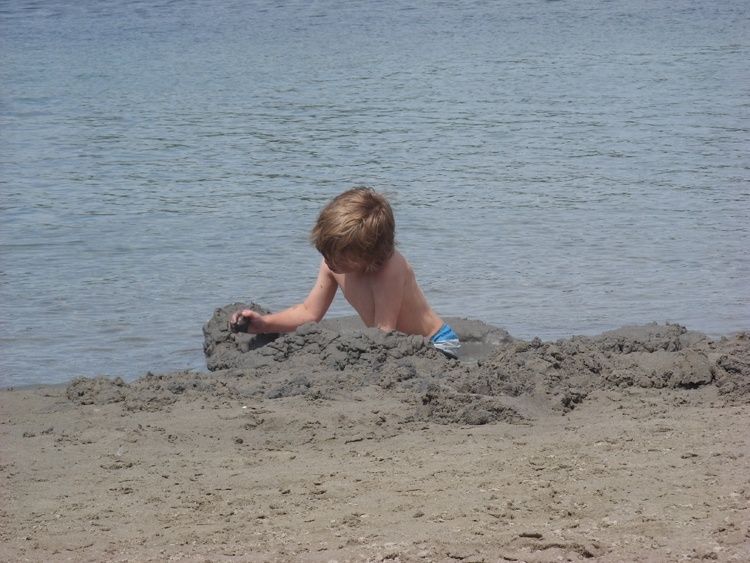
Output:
[1,0,748,387]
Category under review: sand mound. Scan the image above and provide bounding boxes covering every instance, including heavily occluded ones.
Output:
[202,303,515,371]
[465,323,749,405]
[66,305,749,426]
[202,302,279,370]
[197,303,529,425]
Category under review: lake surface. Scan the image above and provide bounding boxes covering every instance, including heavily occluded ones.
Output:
[1,0,748,387]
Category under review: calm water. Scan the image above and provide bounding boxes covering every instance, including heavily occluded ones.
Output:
[1,0,748,387]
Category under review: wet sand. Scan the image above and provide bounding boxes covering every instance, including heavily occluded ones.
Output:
[1,306,749,561]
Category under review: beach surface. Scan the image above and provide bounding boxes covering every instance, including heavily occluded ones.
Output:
[2,308,749,562]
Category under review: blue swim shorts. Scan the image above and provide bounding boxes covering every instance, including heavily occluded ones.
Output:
[430,323,461,358]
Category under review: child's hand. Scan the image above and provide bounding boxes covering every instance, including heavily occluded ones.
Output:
[229,309,263,333]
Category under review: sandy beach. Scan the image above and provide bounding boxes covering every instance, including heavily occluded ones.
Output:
[2,307,749,562]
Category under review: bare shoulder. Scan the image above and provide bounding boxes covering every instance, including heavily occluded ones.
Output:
[376,250,411,278]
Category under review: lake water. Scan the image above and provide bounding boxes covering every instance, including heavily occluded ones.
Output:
[1,0,748,387]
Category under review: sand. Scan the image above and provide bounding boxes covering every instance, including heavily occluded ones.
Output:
[1,304,749,562]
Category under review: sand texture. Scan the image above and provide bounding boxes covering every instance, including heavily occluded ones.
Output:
[2,306,749,562]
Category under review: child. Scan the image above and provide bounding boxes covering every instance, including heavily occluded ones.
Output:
[230,187,460,357]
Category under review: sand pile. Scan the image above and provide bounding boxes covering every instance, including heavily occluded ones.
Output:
[68,302,749,427]
[459,323,749,409]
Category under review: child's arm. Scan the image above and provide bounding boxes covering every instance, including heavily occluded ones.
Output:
[232,261,337,333]
[371,253,406,332]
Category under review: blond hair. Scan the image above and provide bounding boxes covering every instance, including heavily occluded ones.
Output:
[310,187,395,273]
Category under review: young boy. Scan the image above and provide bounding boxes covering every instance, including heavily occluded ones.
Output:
[230,187,460,357]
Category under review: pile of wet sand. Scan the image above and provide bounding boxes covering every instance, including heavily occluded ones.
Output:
[67,302,749,426]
